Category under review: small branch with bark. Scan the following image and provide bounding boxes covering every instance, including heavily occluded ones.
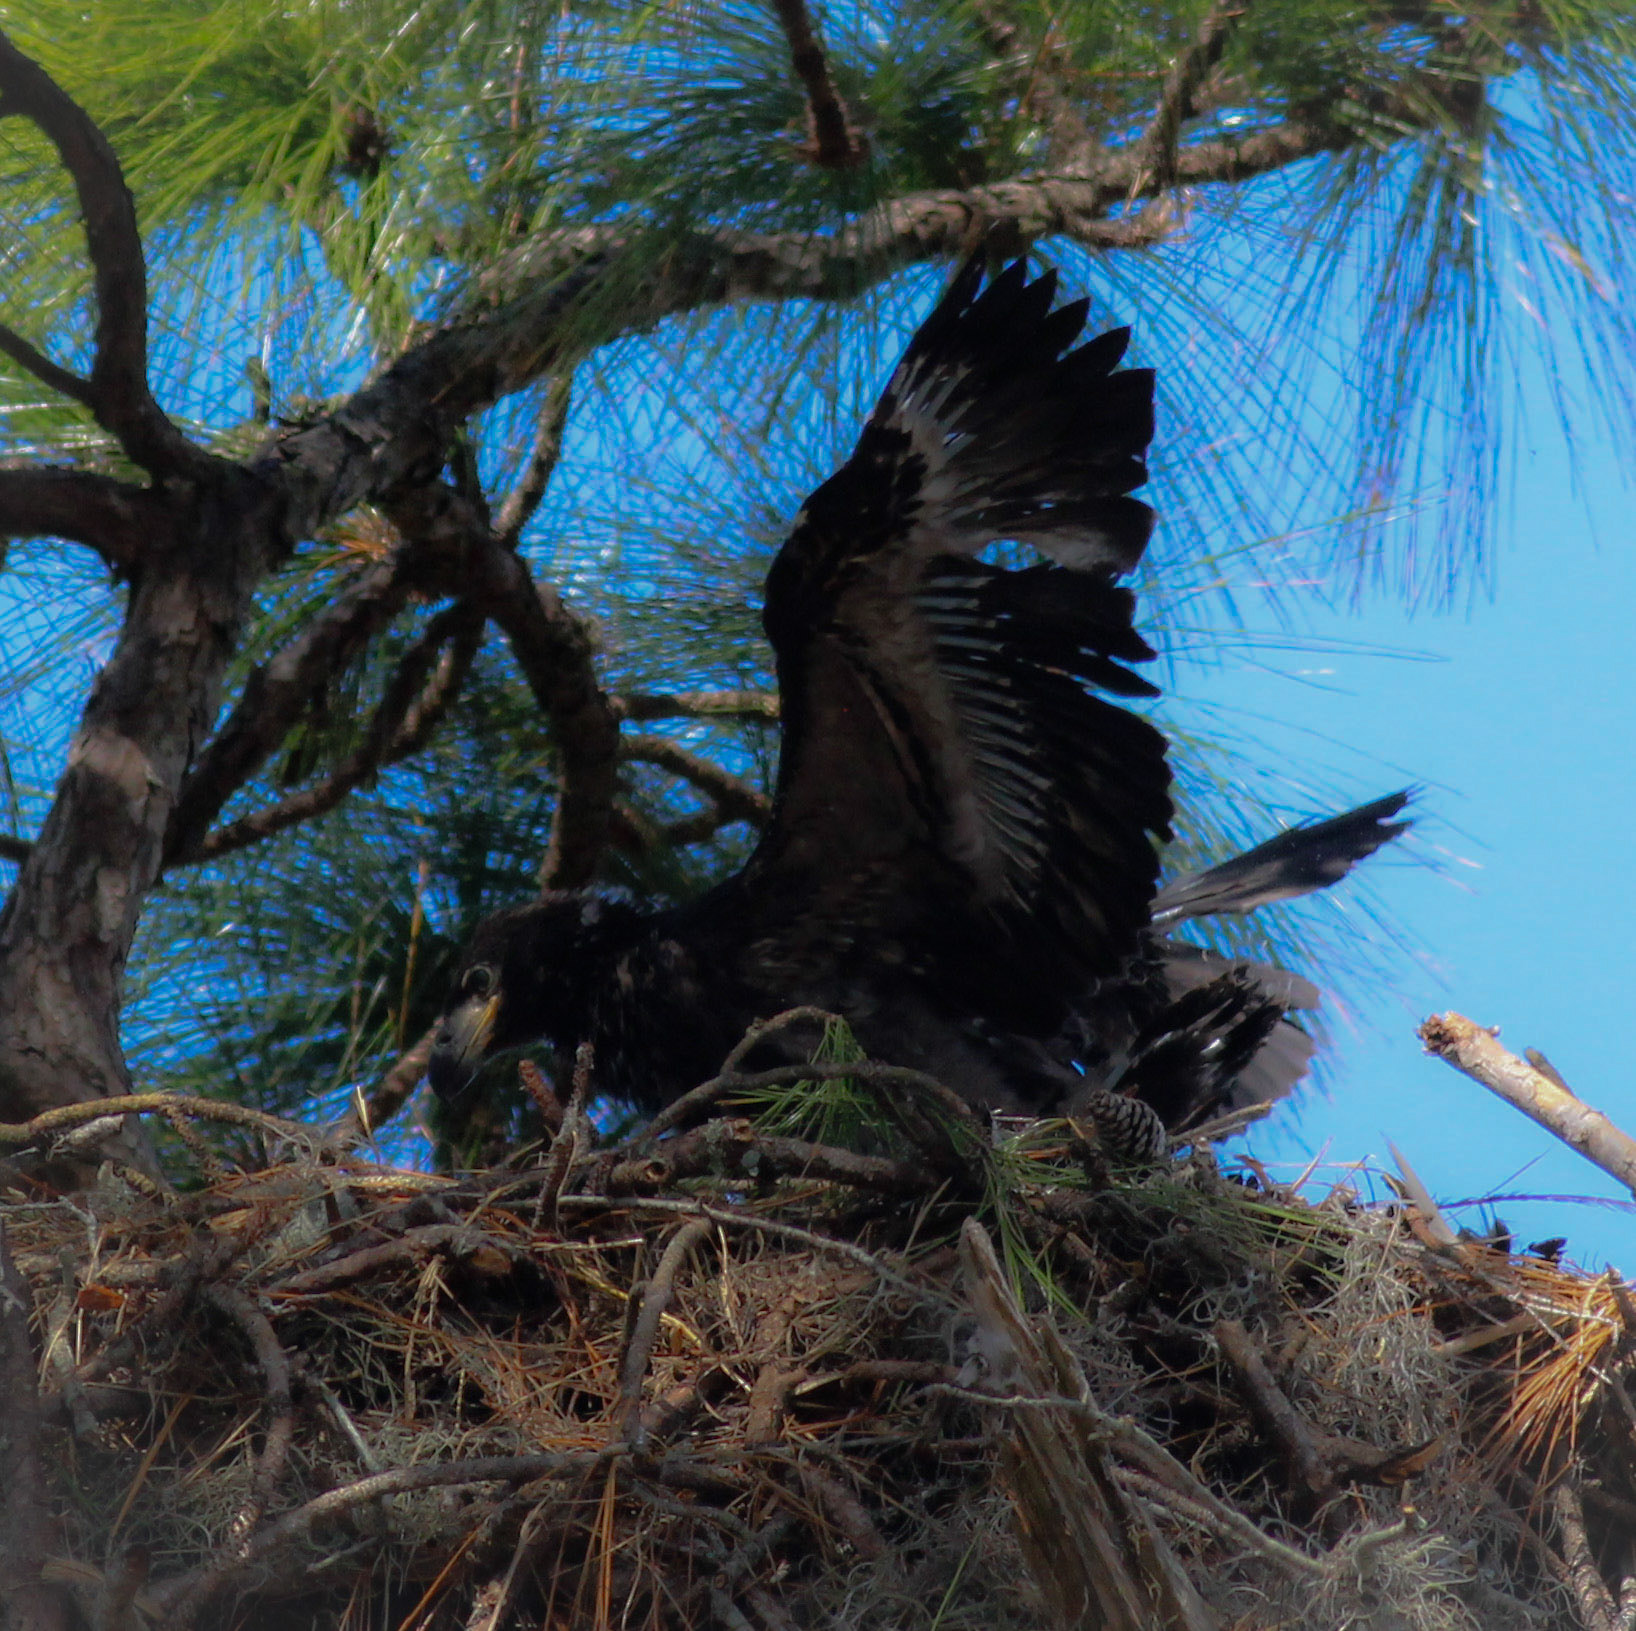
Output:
[379,480,619,890]
[0,464,167,571]
[1419,1012,1636,1202]
[182,601,484,863]
[495,375,572,548]
[611,691,779,724]
[621,734,772,830]
[769,0,869,168]
[166,551,421,865]
[0,29,205,477]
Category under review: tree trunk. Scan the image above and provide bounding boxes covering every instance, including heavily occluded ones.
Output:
[0,470,278,1127]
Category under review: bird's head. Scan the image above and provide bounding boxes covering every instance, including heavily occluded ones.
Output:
[428,891,621,1099]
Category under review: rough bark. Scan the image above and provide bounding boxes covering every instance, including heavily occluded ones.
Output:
[0,468,282,1118]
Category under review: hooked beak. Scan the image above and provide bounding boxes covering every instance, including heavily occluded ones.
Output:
[427,994,499,1099]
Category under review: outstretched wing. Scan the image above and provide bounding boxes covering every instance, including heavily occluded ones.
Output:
[745,258,1172,1001]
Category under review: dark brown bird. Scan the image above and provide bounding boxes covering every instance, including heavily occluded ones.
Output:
[429,258,1407,1129]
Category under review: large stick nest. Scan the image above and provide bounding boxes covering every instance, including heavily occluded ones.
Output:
[3,1039,1633,1631]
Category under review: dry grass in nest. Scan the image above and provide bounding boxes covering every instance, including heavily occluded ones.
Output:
[1,1059,1633,1631]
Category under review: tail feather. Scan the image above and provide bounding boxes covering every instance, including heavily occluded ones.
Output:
[1150,790,1411,928]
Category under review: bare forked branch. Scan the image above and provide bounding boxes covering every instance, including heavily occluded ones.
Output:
[166,553,420,865]
[0,29,203,477]
[182,601,484,864]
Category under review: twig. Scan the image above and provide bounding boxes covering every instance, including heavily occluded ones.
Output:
[0,1219,71,1630]
[535,1044,593,1232]
[189,600,483,861]
[268,1223,502,1298]
[621,734,772,829]
[939,1381,1326,1580]
[146,1453,594,1621]
[205,1285,295,1540]
[0,1091,320,1151]
[1552,1482,1621,1631]
[517,1057,566,1136]
[495,374,572,547]
[352,1023,437,1141]
[1420,1013,1636,1201]
[0,34,203,475]
[768,0,869,168]
[1214,1317,1335,1507]
[559,1194,937,1301]
[605,1119,934,1197]
[612,1217,714,1447]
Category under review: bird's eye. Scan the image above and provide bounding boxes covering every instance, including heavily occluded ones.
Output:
[464,964,496,998]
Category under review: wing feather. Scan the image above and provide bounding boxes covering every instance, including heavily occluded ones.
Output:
[750,257,1173,1003]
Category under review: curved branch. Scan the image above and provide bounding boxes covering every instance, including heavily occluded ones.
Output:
[621,735,771,828]
[495,374,572,548]
[0,32,203,477]
[380,481,619,890]
[0,464,169,570]
[0,321,95,407]
[165,553,419,865]
[178,601,484,864]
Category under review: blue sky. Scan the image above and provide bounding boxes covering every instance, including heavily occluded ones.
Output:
[1215,385,1636,1268]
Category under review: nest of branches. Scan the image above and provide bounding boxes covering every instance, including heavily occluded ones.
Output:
[2,1024,1634,1631]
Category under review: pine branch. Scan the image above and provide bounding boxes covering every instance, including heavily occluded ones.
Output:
[621,734,772,829]
[0,28,205,478]
[768,0,869,169]
[180,602,483,864]
[495,375,572,548]
[0,321,96,407]
[612,691,779,723]
[165,553,418,865]
[1122,7,1245,198]
[0,464,168,570]
[379,481,619,891]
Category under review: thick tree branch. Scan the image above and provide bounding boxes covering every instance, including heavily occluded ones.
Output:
[165,553,418,865]
[379,481,619,890]
[769,0,869,169]
[0,30,204,477]
[0,464,169,570]
[180,601,483,864]
[621,734,772,829]
[612,691,780,723]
